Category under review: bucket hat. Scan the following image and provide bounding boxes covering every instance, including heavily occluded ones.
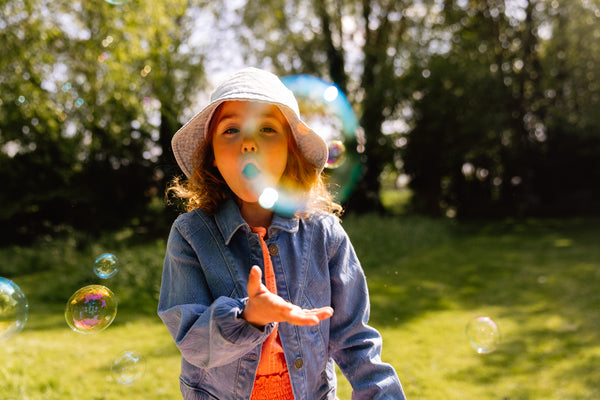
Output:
[171,67,328,178]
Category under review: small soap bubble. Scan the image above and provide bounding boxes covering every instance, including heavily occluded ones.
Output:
[140,65,152,77]
[65,285,117,334]
[98,52,109,63]
[102,35,114,47]
[0,277,29,341]
[94,253,119,279]
[466,316,501,354]
[112,350,146,385]
[326,140,346,169]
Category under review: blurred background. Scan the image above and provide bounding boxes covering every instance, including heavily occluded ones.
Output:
[2,0,599,245]
[2,1,600,399]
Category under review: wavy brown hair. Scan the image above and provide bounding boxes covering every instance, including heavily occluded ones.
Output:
[167,104,342,218]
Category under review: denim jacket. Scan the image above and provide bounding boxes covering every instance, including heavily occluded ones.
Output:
[158,199,407,400]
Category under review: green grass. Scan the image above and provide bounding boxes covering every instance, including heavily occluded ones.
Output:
[1,216,599,399]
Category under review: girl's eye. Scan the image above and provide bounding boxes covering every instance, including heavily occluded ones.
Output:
[260,127,277,134]
[223,127,240,135]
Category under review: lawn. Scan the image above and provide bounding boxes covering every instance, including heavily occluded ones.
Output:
[1,215,599,399]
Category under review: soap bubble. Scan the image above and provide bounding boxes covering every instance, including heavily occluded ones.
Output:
[326,140,346,169]
[281,75,364,203]
[0,277,28,341]
[94,253,119,279]
[112,350,146,385]
[65,285,117,334]
[104,0,130,4]
[466,316,501,354]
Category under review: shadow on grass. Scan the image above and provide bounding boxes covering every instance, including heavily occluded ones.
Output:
[350,215,600,398]
[4,215,600,397]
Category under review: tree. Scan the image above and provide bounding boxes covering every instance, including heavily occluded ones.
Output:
[401,0,600,217]
[0,0,206,242]
[233,0,426,212]
[532,0,600,215]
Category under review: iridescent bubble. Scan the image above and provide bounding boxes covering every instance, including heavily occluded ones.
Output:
[104,0,130,4]
[466,316,501,354]
[98,52,109,63]
[326,140,346,169]
[281,75,363,203]
[94,253,119,279]
[112,350,146,385]
[0,277,28,341]
[65,285,117,334]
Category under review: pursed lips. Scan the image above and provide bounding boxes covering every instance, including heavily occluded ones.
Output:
[241,162,260,179]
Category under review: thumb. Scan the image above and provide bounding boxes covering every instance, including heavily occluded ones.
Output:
[247,265,263,297]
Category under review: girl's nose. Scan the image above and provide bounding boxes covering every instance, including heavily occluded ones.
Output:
[241,121,258,153]
[241,137,257,153]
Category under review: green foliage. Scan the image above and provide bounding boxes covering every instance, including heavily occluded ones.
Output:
[234,0,421,212]
[2,0,600,248]
[400,0,600,217]
[0,0,205,243]
[1,216,599,398]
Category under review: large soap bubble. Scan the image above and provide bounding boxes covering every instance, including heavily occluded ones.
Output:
[0,277,28,341]
[281,75,364,203]
[65,285,117,334]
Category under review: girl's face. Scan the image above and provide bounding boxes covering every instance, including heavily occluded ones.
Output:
[211,101,290,204]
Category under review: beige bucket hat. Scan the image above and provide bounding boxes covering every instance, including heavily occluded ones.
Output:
[171,67,328,178]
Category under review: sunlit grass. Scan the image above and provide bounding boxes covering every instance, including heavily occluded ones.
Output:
[1,216,599,399]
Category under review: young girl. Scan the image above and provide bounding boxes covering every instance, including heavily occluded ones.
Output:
[158,67,407,400]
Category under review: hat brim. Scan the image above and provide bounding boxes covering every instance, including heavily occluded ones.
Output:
[172,97,328,178]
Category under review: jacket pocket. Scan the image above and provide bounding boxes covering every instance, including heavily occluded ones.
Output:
[180,376,220,400]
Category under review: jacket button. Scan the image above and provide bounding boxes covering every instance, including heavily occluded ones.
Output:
[294,357,303,369]
[268,244,279,256]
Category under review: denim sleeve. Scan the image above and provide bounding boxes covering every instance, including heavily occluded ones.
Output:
[328,223,407,400]
[157,222,273,369]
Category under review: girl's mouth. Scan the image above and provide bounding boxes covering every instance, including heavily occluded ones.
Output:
[242,163,260,179]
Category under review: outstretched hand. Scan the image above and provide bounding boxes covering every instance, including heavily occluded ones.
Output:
[242,265,334,327]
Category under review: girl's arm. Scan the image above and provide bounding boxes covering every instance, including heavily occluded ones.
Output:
[157,223,272,369]
[328,223,407,400]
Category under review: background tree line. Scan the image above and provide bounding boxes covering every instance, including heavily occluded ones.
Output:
[1,0,599,244]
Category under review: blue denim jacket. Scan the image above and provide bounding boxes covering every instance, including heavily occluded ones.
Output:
[158,199,407,400]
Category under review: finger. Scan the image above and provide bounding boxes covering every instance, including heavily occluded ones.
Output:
[271,302,333,325]
[286,307,320,325]
[285,305,335,325]
[247,265,263,297]
[290,306,333,319]
[305,306,334,320]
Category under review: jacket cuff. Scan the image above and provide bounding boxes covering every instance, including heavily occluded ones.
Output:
[213,296,275,345]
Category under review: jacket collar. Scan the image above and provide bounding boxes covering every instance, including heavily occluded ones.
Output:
[216,198,299,245]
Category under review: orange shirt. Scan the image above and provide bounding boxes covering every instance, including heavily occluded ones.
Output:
[250,227,294,400]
